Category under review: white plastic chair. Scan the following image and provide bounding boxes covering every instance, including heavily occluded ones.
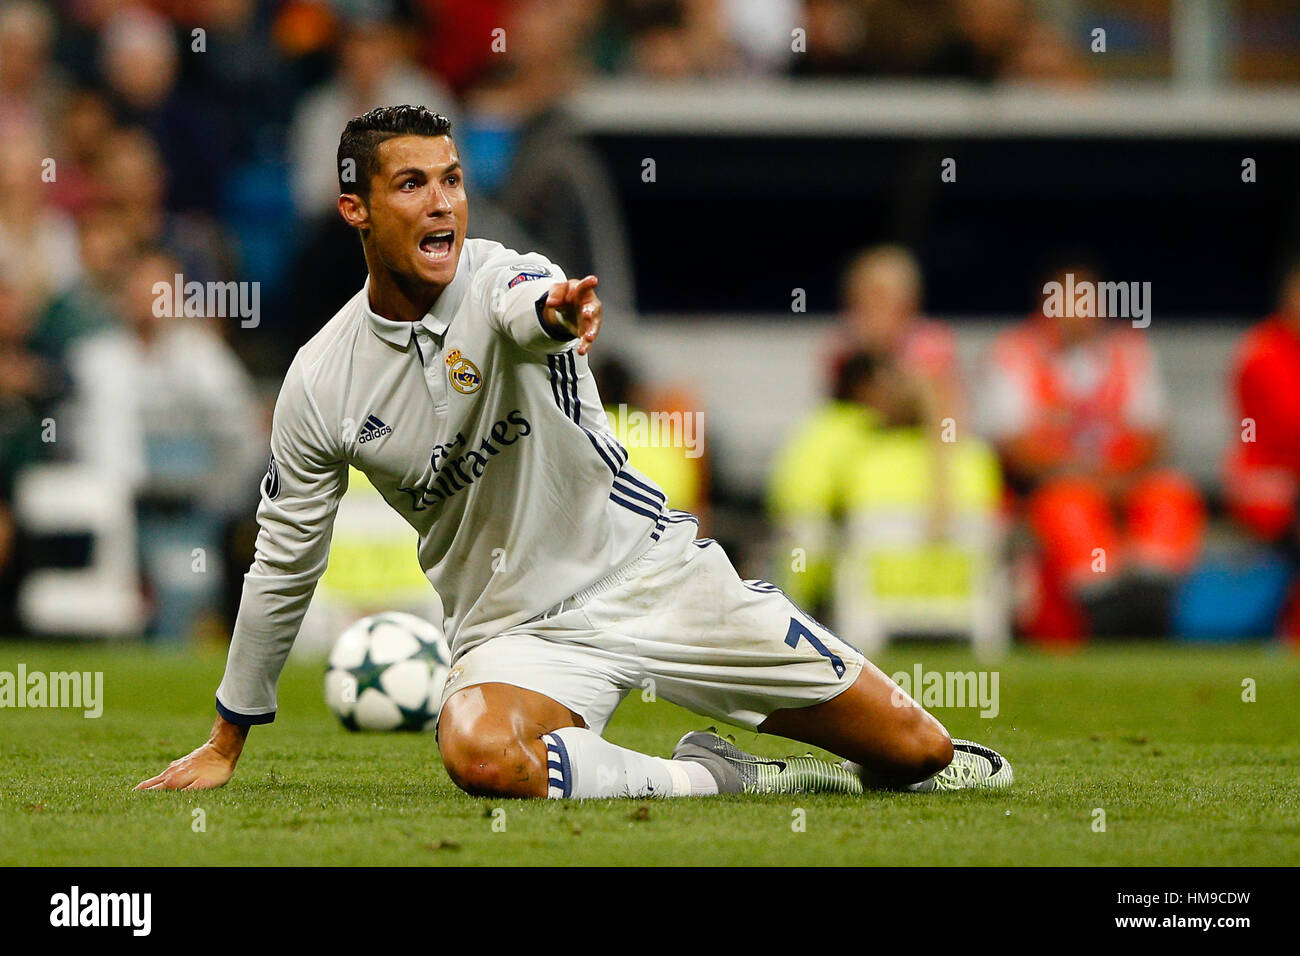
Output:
[14,463,145,636]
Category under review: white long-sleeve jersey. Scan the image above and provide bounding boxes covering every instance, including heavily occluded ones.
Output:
[215,238,669,723]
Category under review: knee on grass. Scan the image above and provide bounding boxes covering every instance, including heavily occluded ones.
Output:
[439,730,547,799]
[904,725,955,781]
[857,718,954,785]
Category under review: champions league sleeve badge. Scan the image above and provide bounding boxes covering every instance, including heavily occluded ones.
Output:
[507,263,552,289]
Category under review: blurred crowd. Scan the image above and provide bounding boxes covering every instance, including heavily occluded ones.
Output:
[0,0,1296,646]
[0,0,637,642]
[768,247,1300,646]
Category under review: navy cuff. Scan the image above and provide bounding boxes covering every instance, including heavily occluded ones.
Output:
[535,293,574,342]
[216,697,276,726]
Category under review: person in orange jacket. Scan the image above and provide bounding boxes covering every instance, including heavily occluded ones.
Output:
[1224,260,1300,541]
[982,261,1205,638]
[1222,259,1300,639]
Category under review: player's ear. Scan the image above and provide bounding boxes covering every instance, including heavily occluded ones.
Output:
[338,192,370,230]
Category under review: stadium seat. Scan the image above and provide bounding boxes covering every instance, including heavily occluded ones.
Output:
[13,463,145,637]
[831,430,1011,659]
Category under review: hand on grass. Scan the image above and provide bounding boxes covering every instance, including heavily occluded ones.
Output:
[135,716,247,791]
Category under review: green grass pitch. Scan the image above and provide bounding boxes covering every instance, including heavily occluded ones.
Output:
[2,640,1298,866]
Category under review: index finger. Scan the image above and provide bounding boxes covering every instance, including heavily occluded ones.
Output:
[134,771,170,790]
[546,281,568,306]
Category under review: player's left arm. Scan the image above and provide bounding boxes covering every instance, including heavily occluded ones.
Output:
[486,256,602,356]
[537,275,602,356]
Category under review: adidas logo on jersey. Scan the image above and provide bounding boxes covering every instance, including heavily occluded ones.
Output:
[358,414,393,444]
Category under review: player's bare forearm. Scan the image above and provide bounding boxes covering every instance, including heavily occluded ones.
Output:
[542,275,602,355]
[134,715,249,791]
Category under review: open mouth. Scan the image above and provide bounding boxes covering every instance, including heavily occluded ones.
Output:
[418,229,454,262]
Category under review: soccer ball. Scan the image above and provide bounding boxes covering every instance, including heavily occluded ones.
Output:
[324,611,451,732]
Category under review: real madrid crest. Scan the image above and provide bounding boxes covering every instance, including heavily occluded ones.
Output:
[445,348,483,394]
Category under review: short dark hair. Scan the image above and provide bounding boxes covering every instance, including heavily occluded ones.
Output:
[337,105,453,199]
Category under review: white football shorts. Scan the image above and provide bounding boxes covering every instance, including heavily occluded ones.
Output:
[439,512,865,734]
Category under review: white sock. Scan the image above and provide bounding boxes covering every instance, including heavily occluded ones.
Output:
[542,728,719,799]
